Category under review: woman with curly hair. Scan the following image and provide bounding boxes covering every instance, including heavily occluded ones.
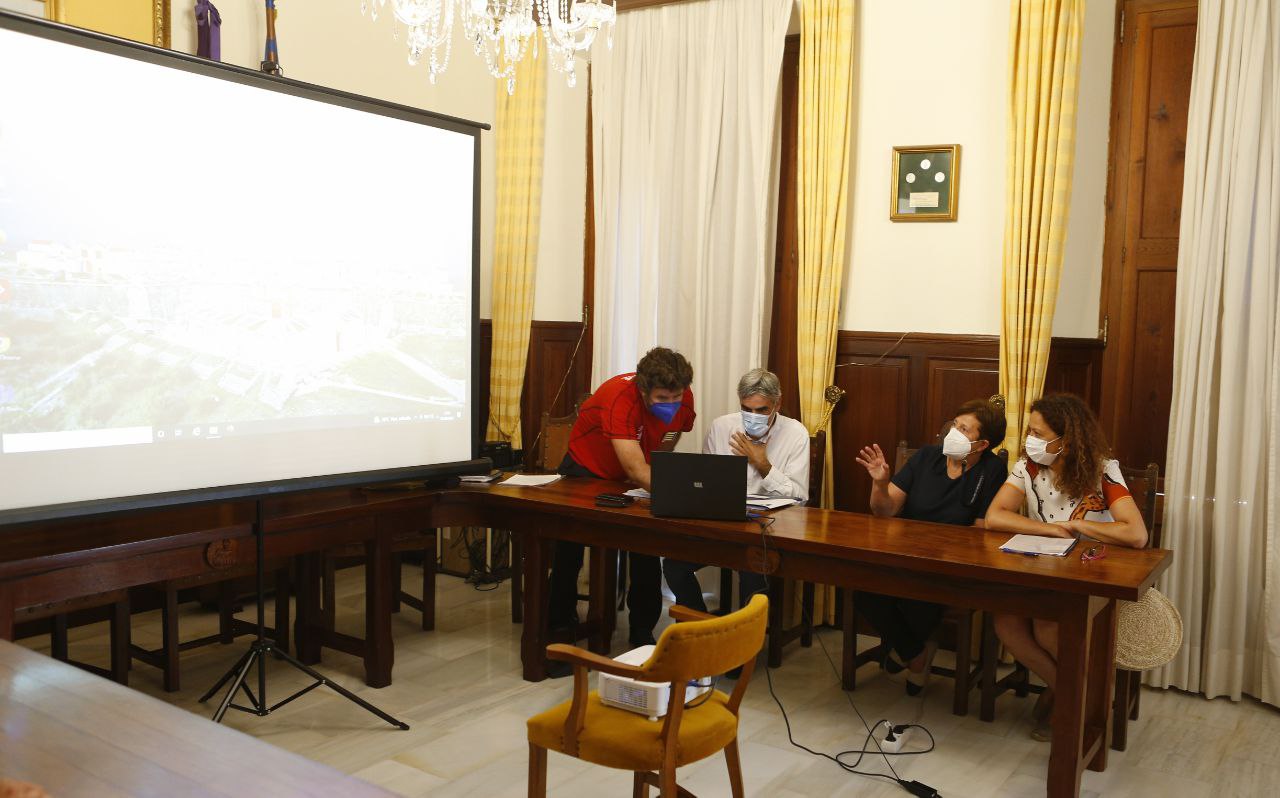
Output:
[985,392,1148,740]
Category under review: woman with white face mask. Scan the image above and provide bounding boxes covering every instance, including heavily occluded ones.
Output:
[985,392,1148,740]
[853,398,1008,695]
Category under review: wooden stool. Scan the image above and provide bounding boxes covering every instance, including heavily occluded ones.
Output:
[129,563,291,692]
[16,592,131,685]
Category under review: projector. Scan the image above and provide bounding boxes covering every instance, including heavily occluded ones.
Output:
[598,645,712,721]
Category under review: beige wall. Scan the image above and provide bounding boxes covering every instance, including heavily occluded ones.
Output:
[163,2,1111,330]
[841,0,1114,338]
[170,2,589,322]
[535,68,589,322]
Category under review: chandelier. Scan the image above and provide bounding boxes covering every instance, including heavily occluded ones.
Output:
[361,0,616,93]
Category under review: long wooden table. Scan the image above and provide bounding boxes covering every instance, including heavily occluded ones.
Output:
[0,478,1170,797]
[0,639,394,797]
[0,488,439,688]
[436,478,1171,798]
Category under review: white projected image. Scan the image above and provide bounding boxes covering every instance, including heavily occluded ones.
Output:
[0,22,477,513]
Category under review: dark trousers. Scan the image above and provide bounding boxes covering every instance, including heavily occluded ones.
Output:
[549,543,662,643]
[662,559,766,614]
[547,453,663,643]
[855,591,944,662]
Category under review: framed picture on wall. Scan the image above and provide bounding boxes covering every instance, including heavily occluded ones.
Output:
[890,144,961,222]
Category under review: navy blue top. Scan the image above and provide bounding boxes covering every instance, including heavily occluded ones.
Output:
[890,445,1007,526]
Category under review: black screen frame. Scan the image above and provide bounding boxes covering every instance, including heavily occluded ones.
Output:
[0,11,491,528]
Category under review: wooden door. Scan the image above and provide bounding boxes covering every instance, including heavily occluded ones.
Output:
[1098,0,1197,470]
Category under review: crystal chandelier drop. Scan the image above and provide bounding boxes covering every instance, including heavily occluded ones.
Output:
[361,0,615,94]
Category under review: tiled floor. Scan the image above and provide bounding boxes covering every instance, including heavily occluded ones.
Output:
[23,567,1280,797]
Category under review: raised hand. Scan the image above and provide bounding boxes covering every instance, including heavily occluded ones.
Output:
[854,443,892,483]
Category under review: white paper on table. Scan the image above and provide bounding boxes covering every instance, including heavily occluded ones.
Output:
[998,534,1076,556]
[623,488,651,498]
[500,474,563,487]
[746,495,800,510]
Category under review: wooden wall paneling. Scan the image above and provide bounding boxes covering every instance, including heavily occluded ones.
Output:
[830,356,909,513]
[1041,337,1104,411]
[828,331,1103,512]
[924,357,1001,444]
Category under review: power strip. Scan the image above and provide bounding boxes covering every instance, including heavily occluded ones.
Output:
[876,722,911,754]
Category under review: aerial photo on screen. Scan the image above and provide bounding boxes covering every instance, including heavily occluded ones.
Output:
[0,241,468,445]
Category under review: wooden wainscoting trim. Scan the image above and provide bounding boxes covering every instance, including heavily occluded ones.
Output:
[828,330,1103,512]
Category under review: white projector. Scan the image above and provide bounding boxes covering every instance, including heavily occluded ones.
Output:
[598,645,712,721]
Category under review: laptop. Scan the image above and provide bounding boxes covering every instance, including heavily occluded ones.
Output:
[649,451,748,521]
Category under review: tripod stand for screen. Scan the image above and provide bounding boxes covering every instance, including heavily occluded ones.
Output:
[198,500,408,729]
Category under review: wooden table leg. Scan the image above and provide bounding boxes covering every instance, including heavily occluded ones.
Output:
[521,533,551,682]
[510,533,524,624]
[274,566,291,653]
[841,588,857,691]
[1048,597,1094,798]
[294,553,322,665]
[421,531,437,632]
[110,597,131,684]
[0,587,11,642]
[603,549,618,645]
[586,547,609,655]
[980,612,999,722]
[364,532,394,688]
[1087,598,1118,772]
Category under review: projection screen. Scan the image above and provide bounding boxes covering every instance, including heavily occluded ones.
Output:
[0,13,484,524]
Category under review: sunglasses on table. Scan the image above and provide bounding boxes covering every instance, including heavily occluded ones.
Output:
[1080,544,1107,562]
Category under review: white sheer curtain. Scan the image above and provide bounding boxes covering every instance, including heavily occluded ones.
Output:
[1149,0,1280,706]
[590,0,792,448]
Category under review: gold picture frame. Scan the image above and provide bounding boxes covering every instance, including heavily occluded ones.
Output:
[890,144,961,222]
[44,0,170,48]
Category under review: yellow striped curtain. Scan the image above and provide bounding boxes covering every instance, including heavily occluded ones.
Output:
[486,53,547,447]
[999,0,1084,453]
[797,0,855,624]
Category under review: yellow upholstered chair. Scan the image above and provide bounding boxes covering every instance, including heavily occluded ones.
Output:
[526,594,769,798]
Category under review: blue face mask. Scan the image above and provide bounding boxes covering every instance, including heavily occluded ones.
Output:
[649,401,681,424]
[741,410,772,439]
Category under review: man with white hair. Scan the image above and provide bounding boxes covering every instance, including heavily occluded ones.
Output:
[662,368,810,612]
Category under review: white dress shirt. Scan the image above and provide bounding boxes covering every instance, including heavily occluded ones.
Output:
[702,412,810,502]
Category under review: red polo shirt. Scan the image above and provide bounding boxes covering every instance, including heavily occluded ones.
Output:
[567,372,696,481]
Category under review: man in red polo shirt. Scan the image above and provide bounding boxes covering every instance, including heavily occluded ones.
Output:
[549,347,696,651]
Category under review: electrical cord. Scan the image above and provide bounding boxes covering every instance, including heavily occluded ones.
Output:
[448,527,511,591]
[751,510,942,797]
[832,331,912,369]
[683,677,718,709]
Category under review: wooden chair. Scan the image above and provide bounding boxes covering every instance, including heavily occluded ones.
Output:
[1111,461,1161,751]
[840,439,992,716]
[16,593,131,685]
[318,528,437,648]
[527,595,768,798]
[130,564,291,692]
